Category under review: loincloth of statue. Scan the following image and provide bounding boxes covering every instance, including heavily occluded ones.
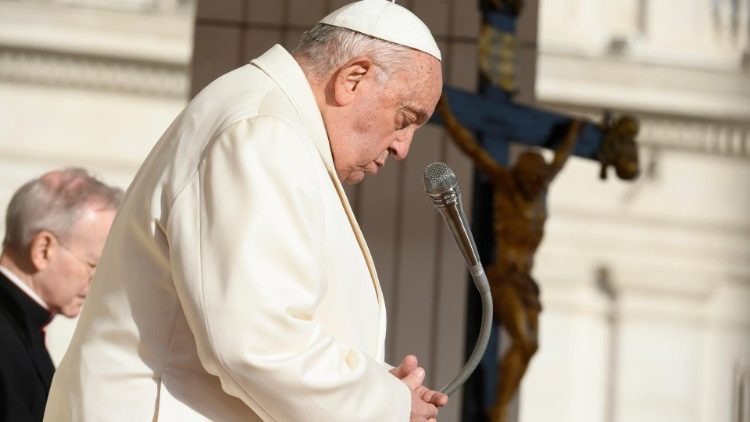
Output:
[488,265,543,313]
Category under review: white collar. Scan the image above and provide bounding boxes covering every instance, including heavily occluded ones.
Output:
[251,45,334,171]
[0,265,49,310]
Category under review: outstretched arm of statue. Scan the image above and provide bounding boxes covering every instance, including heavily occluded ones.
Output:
[438,93,507,179]
[548,119,583,178]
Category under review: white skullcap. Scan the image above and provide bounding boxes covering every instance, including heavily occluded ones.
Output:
[319,0,442,61]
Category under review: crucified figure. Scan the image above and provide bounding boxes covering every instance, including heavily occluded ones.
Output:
[438,94,582,422]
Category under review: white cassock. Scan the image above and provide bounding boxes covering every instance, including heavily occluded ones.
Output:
[44,45,411,421]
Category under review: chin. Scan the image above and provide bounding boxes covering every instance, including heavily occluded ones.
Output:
[343,172,367,185]
[344,177,365,185]
[60,310,77,318]
[61,304,83,318]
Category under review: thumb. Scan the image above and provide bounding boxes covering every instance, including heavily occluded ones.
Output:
[390,355,418,379]
[401,367,425,391]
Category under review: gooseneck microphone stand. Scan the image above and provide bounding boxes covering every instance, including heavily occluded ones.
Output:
[423,162,493,396]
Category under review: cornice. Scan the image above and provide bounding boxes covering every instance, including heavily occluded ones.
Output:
[536,50,750,122]
[0,1,192,97]
[637,114,750,158]
[0,46,188,98]
[538,102,750,159]
[0,2,193,63]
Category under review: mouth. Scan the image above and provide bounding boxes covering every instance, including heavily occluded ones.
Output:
[363,160,385,175]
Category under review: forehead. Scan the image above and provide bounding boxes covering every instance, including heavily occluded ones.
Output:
[67,208,115,243]
[406,53,442,89]
[395,53,443,109]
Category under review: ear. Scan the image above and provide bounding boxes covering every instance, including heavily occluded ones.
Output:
[29,231,55,271]
[333,56,374,106]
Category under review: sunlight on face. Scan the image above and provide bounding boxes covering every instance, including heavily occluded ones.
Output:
[39,208,116,317]
[332,51,443,184]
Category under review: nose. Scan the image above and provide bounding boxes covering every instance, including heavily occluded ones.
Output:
[389,129,415,160]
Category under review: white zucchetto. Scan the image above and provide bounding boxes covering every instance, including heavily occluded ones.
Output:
[319,0,442,61]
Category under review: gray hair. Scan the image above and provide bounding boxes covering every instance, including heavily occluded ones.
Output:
[3,167,123,251]
[293,24,416,80]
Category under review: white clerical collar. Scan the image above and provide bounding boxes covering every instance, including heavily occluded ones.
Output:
[0,265,49,310]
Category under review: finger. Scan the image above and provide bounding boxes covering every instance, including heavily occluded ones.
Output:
[429,391,448,407]
[402,367,425,390]
[390,354,419,379]
[426,404,439,419]
[417,386,447,408]
[419,387,435,403]
[413,401,439,420]
[388,355,416,378]
[402,354,418,369]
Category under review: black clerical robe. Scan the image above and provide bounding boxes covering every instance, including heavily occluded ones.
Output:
[0,271,54,421]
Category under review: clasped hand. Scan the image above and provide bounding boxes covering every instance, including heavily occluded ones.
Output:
[389,355,448,422]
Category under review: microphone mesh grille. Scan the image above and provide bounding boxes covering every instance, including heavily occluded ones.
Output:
[423,162,457,195]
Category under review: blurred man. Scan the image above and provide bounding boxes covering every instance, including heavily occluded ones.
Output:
[45,1,446,421]
[0,167,121,421]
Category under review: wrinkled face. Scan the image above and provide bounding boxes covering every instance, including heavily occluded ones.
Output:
[36,208,115,317]
[331,51,443,184]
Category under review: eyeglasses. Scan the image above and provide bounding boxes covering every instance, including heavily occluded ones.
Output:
[54,234,97,273]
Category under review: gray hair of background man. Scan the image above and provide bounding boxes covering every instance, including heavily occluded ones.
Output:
[293,23,416,80]
[2,167,123,252]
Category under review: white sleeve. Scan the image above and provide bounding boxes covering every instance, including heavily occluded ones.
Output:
[167,116,411,421]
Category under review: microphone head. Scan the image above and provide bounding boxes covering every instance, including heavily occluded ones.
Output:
[424,162,458,195]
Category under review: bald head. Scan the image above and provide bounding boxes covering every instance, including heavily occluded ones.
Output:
[0,168,123,317]
[3,167,123,253]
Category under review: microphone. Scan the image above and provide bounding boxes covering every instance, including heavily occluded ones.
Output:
[423,162,481,273]
[423,162,493,396]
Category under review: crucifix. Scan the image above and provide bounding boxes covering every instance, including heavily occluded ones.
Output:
[429,1,640,421]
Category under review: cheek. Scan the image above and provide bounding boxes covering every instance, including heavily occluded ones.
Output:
[349,111,398,162]
[371,117,398,147]
[355,130,391,157]
[61,265,90,294]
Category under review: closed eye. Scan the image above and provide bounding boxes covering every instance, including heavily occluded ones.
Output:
[400,106,429,128]
[398,115,415,130]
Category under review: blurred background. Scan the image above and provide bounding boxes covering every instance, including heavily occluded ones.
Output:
[0,1,748,421]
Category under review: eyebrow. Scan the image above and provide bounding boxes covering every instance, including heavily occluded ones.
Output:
[404,106,430,125]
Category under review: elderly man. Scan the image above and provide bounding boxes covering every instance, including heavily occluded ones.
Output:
[0,167,121,421]
[46,1,445,421]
